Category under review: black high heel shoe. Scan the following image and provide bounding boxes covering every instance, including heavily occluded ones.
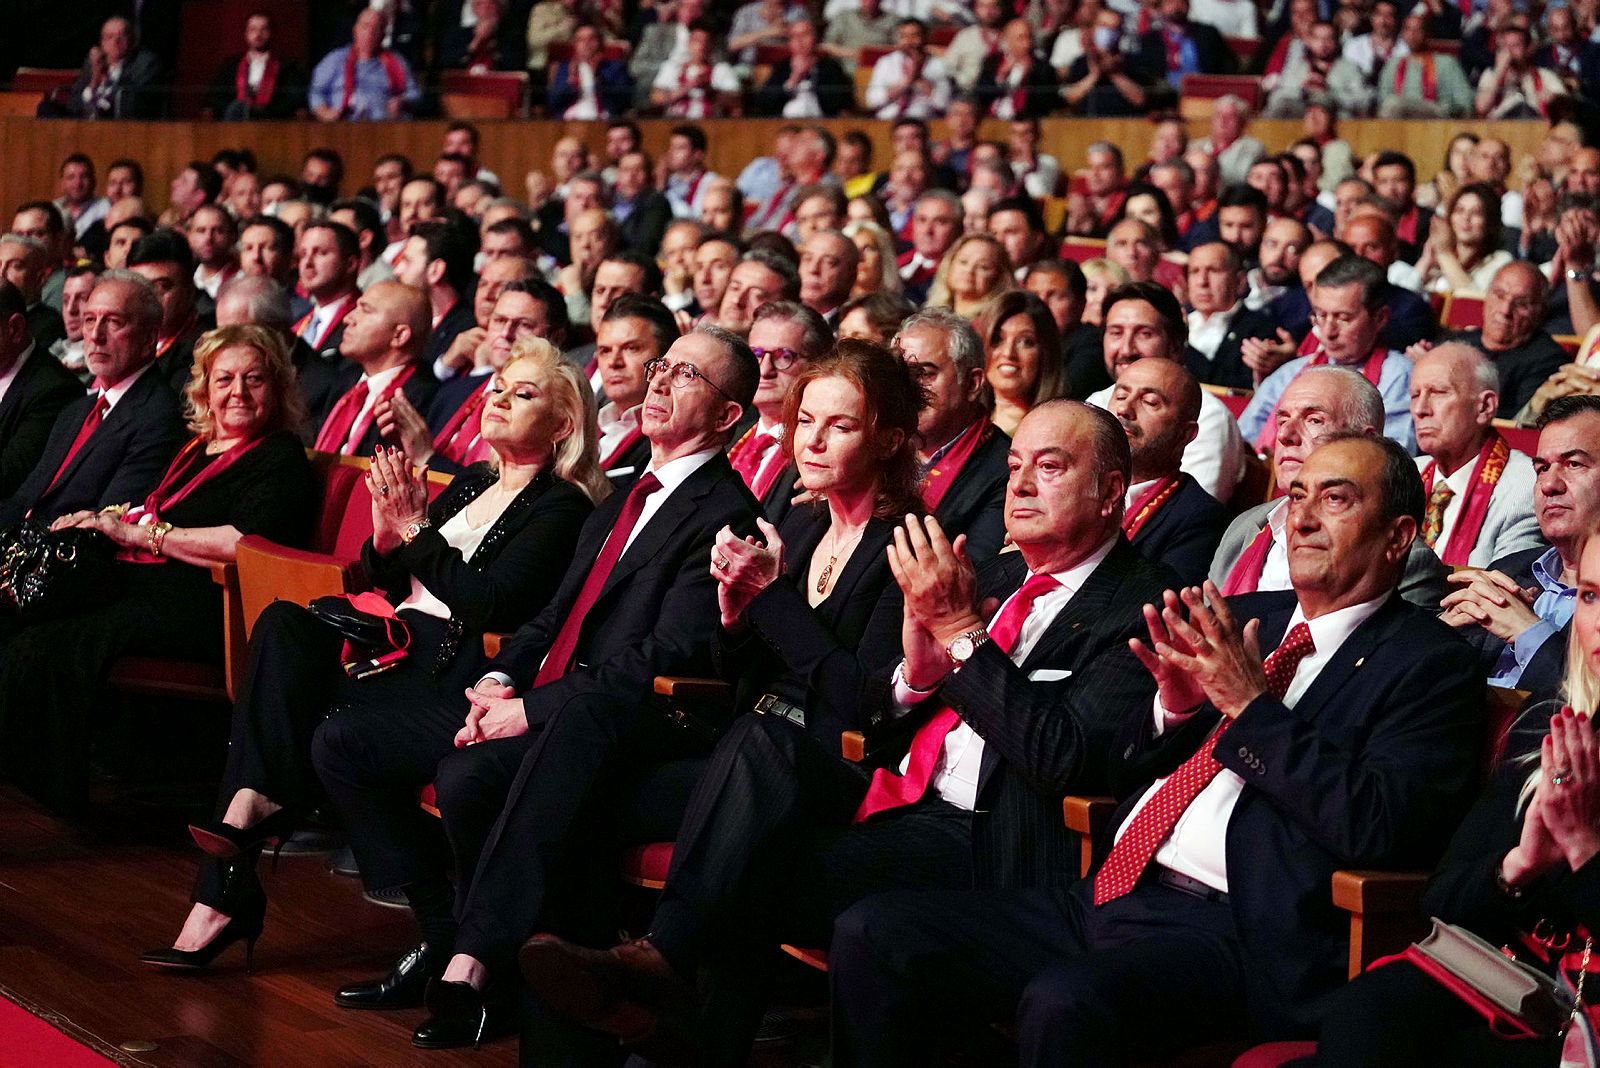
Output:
[189,807,298,870]
[140,866,267,974]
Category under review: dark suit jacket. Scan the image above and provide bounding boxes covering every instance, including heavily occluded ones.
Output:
[484,452,762,724]
[544,59,634,119]
[1132,21,1236,82]
[419,370,491,477]
[1062,322,1110,400]
[718,509,904,743]
[881,538,1174,889]
[0,364,184,527]
[1129,473,1228,585]
[1457,545,1566,696]
[751,56,854,117]
[0,347,85,498]
[312,359,440,458]
[932,423,1011,563]
[616,191,674,257]
[973,54,1060,118]
[758,461,800,528]
[154,312,215,395]
[1183,306,1280,390]
[424,298,477,370]
[24,304,65,353]
[1451,328,1570,420]
[1270,283,1434,349]
[63,48,163,118]
[206,52,305,119]
[604,434,655,490]
[1104,591,1484,1037]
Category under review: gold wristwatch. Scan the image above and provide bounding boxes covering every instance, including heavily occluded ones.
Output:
[945,628,990,666]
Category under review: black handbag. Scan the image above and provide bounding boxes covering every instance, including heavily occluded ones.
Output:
[308,592,413,679]
[0,520,118,624]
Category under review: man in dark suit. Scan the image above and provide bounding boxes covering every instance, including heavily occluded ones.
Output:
[591,294,675,486]
[751,18,854,117]
[318,324,762,1048]
[125,229,213,393]
[307,281,437,456]
[205,10,304,120]
[1183,241,1280,390]
[390,218,479,371]
[1108,358,1227,583]
[613,151,674,258]
[519,400,1175,1064]
[0,271,183,528]
[45,15,163,119]
[0,235,66,353]
[1442,394,1600,695]
[0,282,84,498]
[1131,0,1236,89]
[897,308,1010,561]
[826,433,1484,1065]
[292,221,363,422]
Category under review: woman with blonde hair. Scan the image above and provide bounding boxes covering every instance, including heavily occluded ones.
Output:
[842,219,904,299]
[1080,257,1132,327]
[926,232,1015,319]
[141,338,600,979]
[1315,509,1600,1064]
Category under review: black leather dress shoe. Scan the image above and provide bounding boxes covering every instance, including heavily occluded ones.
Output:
[412,978,515,1050]
[334,942,441,1009]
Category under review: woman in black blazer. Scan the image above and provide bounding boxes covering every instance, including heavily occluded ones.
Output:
[141,340,607,973]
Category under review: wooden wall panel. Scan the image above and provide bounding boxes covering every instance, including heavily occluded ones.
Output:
[0,116,1552,225]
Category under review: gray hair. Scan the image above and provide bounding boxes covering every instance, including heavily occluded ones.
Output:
[216,273,291,333]
[915,188,963,217]
[753,300,833,362]
[93,268,164,334]
[0,233,47,260]
[480,197,532,221]
[691,322,760,413]
[1418,340,1500,395]
[895,306,986,382]
[1298,365,1386,432]
[1214,94,1250,116]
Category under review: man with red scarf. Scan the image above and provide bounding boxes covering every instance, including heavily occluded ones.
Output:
[206,12,303,120]
[1409,343,1539,569]
[308,9,421,122]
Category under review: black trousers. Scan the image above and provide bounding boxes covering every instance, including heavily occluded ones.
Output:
[446,688,713,973]
[829,877,1247,1068]
[1314,957,1564,1067]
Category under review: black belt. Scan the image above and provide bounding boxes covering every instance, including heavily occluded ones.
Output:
[754,693,806,728]
[1156,868,1230,904]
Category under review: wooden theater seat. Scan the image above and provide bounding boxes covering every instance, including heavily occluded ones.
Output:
[439,70,529,119]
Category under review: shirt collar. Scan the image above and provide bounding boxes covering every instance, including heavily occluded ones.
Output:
[1031,533,1118,598]
[361,364,407,391]
[1533,545,1571,592]
[598,401,641,432]
[644,444,719,491]
[1284,594,1388,659]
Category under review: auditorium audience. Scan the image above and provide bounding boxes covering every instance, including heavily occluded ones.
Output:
[1444,261,1571,419]
[975,289,1062,436]
[0,282,85,498]
[141,339,601,974]
[308,9,422,122]
[3,325,314,814]
[927,232,1013,321]
[47,15,163,120]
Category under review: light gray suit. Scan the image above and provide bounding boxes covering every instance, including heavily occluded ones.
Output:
[1207,500,1450,610]
[1413,446,1544,568]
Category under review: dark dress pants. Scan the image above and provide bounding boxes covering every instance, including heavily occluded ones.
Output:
[830,876,1248,1068]
[1314,957,1564,1067]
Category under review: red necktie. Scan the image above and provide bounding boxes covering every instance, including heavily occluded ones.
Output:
[43,393,110,495]
[731,432,777,490]
[1093,621,1316,905]
[313,378,370,454]
[854,573,1063,823]
[531,473,663,687]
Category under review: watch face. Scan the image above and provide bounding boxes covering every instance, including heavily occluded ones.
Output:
[949,635,975,661]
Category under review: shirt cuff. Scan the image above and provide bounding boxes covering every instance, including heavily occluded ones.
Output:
[478,671,515,690]
[891,660,938,715]
[1152,693,1199,736]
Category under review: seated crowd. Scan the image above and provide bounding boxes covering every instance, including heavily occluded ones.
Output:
[12,34,1600,1066]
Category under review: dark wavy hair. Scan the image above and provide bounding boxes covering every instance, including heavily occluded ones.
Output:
[781,338,927,521]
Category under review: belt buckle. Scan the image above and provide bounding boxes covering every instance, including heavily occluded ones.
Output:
[754,694,804,727]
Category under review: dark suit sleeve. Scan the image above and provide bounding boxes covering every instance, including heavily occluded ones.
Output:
[751,62,789,116]
[545,65,577,114]
[384,484,592,633]
[95,394,186,512]
[1214,630,1484,868]
[956,479,1008,564]
[819,59,853,116]
[0,371,81,499]
[741,571,906,741]
[601,62,635,118]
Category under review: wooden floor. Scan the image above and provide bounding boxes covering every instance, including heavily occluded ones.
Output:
[0,787,512,1067]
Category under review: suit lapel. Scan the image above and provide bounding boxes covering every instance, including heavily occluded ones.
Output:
[0,353,42,426]
[597,455,729,601]
[1284,596,1400,717]
[812,518,895,620]
[56,374,148,488]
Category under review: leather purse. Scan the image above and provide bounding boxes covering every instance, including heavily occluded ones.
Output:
[0,521,117,624]
[1402,917,1580,1040]
[308,592,412,679]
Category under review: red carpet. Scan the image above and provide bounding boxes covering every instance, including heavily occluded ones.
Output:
[0,995,118,1067]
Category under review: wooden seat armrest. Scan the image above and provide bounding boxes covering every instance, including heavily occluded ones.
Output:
[1063,796,1117,878]
[653,676,733,700]
[210,562,237,587]
[1331,870,1429,914]
[841,730,866,763]
[1331,869,1431,978]
[482,632,506,658]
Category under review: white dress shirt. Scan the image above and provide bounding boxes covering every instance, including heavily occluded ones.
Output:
[398,504,498,620]
[340,365,406,453]
[597,401,642,468]
[1186,302,1243,362]
[1115,595,1386,892]
[1256,498,1292,591]
[891,536,1119,811]
[98,360,153,407]
[866,50,953,118]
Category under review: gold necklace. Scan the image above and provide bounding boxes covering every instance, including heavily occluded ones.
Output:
[815,525,867,594]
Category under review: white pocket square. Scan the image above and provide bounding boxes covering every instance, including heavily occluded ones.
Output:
[1028,669,1072,682]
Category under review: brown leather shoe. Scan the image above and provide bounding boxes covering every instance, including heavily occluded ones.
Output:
[518,935,701,1064]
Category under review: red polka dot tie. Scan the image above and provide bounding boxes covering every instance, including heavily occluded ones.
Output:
[1092,621,1315,906]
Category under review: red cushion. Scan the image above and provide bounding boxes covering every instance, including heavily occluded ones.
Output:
[313,462,364,554]
[1231,1041,1317,1067]
[621,842,675,886]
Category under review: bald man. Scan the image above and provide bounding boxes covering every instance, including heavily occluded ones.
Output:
[1409,342,1541,568]
[1106,357,1228,582]
[311,281,438,456]
[1446,261,1569,418]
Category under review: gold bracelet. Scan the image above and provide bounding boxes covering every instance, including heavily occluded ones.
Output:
[148,521,173,557]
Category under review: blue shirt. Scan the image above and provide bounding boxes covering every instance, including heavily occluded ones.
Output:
[1489,546,1574,687]
[1237,351,1417,454]
[308,47,422,120]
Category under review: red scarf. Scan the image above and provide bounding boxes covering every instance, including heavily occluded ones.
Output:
[1395,53,1437,101]
[432,379,493,465]
[921,419,993,512]
[1421,432,1511,566]
[118,434,269,563]
[1122,475,1182,540]
[341,48,407,116]
[294,293,357,350]
[601,424,646,471]
[1221,523,1274,596]
[1258,346,1388,451]
[235,53,280,107]
[727,423,786,500]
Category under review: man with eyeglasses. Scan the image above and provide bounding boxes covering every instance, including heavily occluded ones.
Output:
[1237,255,1416,454]
[729,301,833,524]
[321,325,763,1049]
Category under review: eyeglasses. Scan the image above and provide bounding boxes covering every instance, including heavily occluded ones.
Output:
[750,346,800,371]
[644,357,734,401]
